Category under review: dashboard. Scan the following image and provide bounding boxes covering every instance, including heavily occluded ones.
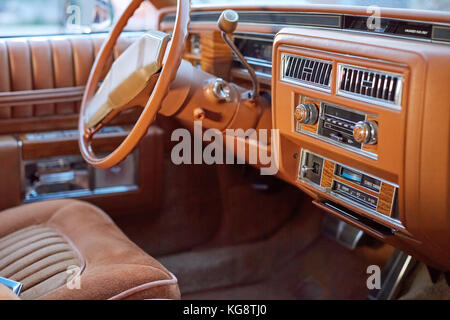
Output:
[159,5,450,270]
[233,33,273,79]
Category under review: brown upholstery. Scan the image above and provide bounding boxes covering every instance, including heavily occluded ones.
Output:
[0,200,180,300]
[0,34,136,119]
[0,225,81,299]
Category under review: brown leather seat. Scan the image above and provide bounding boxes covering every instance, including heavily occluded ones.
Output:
[0,199,180,300]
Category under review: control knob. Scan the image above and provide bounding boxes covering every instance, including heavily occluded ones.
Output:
[353,120,378,145]
[294,103,319,125]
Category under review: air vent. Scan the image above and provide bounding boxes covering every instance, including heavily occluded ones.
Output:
[337,64,403,109]
[281,54,332,91]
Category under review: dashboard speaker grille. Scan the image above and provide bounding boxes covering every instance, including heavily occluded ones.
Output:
[281,54,332,91]
[337,64,403,109]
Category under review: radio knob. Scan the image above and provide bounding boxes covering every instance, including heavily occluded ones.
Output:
[294,103,319,125]
[353,120,378,144]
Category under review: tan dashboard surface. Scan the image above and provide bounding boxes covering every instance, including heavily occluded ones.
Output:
[157,5,450,269]
[272,27,450,270]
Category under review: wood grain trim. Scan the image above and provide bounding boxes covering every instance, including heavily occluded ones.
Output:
[199,32,232,79]
[0,87,85,108]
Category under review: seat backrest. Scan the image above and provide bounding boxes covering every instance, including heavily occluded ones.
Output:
[0,34,137,120]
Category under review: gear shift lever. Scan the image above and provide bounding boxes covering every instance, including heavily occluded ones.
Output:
[218,10,260,102]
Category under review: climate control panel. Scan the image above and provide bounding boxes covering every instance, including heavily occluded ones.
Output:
[298,149,399,225]
[294,96,378,158]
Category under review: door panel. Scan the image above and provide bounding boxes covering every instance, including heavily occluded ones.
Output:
[71,37,95,87]
[29,39,55,116]
[0,33,137,127]
[7,39,34,118]
[0,41,11,119]
[0,32,163,219]
[50,38,76,115]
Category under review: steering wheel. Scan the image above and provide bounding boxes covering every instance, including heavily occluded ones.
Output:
[78,0,189,169]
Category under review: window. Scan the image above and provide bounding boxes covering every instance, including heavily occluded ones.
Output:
[192,0,450,12]
[0,0,157,37]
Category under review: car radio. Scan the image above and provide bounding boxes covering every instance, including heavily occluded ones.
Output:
[294,96,378,158]
[298,149,399,225]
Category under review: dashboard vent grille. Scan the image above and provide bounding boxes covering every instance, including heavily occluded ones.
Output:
[338,64,403,109]
[281,54,332,91]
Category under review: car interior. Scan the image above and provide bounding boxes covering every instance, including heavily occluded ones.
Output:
[0,0,449,300]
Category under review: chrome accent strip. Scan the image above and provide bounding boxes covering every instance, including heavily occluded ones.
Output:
[0,31,143,41]
[368,250,416,300]
[241,57,272,68]
[230,68,272,86]
[299,128,378,160]
[23,185,138,203]
[330,188,403,228]
[231,33,273,77]
[233,33,274,42]
[0,276,23,295]
[93,185,139,195]
[384,254,414,299]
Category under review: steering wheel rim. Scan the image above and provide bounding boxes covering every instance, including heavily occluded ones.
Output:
[78,0,189,169]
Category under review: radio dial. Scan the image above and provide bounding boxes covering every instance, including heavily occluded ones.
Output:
[295,103,319,125]
[353,120,378,145]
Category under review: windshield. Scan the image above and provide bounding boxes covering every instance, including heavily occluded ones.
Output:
[0,0,155,38]
[192,0,450,12]
[1,0,448,38]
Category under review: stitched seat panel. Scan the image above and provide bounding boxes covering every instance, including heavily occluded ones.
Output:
[0,225,81,299]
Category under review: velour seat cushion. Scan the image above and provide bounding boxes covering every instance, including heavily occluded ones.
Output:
[0,199,180,300]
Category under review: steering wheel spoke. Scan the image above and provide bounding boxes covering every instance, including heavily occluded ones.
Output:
[78,0,189,168]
